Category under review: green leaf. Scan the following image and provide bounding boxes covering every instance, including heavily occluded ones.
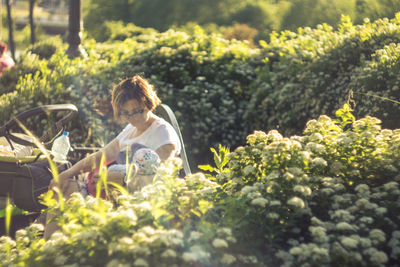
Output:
[39,190,57,208]
[191,209,201,217]
[198,164,215,172]
[153,207,168,220]
[0,206,28,218]
[211,147,222,168]
[199,200,213,214]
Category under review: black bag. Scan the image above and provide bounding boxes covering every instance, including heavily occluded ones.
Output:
[0,160,70,212]
[0,104,78,212]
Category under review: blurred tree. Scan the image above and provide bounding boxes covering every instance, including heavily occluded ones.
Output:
[355,0,400,23]
[281,0,356,30]
[127,0,177,30]
[85,0,248,35]
[84,0,134,40]
[380,0,400,18]
[228,0,284,42]
[83,0,400,42]
[223,23,259,44]
[230,3,271,29]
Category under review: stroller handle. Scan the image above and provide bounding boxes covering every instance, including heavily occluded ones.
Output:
[0,104,78,147]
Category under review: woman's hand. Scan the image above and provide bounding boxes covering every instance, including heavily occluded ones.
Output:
[54,170,74,194]
[48,171,78,198]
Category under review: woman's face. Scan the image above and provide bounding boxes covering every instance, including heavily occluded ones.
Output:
[119,99,150,127]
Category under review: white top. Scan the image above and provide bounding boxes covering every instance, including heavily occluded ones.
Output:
[116,114,181,155]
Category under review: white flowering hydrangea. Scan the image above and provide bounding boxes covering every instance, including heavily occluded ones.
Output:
[220,254,236,264]
[251,197,269,207]
[369,229,386,245]
[305,142,325,153]
[293,185,312,196]
[287,197,305,209]
[212,238,229,248]
[311,157,328,168]
[341,236,359,249]
[310,226,328,243]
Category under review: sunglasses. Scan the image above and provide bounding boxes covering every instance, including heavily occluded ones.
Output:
[119,108,144,118]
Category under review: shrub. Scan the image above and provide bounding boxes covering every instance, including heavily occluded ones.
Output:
[28,36,65,60]
[245,14,400,136]
[222,23,259,45]
[0,52,44,96]
[89,21,159,43]
[1,106,399,266]
[207,104,400,265]
[103,21,158,42]
[0,159,251,266]
[1,14,400,167]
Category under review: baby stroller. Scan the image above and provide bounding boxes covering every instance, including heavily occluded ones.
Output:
[0,104,78,215]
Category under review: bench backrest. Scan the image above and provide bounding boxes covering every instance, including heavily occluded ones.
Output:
[155,104,191,176]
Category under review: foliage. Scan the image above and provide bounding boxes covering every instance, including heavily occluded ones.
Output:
[245,14,400,137]
[355,0,400,24]
[84,0,247,35]
[1,11,53,51]
[1,108,399,266]
[0,159,244,266]
[87,21,158,43]
[209,106,400,265]
[281,0,357,30]
[28,36,64,59]
[222,23,259,45]
[1,6,400,266]
[83,0,400,44]
[1,15,400,167]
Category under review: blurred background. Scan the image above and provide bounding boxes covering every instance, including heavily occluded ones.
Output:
[2,0,400,50]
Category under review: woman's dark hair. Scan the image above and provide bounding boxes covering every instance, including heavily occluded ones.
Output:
[111,75,161,122]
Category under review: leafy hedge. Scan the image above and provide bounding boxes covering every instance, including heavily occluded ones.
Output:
[0,14,400,167]
[1,106,399,266]
[245,14,400,136]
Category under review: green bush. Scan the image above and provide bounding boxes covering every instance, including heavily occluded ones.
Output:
[0,107,399,266]
[1,14,400,167]
[222,23,259,45]
[28,36,65,60]
[245,14,400,136]
[211,104,400,265]
[89,21,158,43]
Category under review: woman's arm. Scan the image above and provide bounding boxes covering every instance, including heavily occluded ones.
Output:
[58,139,121,189]
[156,144,176,162]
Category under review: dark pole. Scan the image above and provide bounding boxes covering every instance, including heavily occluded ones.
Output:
[66,0,86,58]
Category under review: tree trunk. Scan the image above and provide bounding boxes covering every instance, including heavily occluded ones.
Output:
[29,0,36,45]
[5,0,15,60]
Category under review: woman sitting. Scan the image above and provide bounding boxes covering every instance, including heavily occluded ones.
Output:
[44,74,181,238]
